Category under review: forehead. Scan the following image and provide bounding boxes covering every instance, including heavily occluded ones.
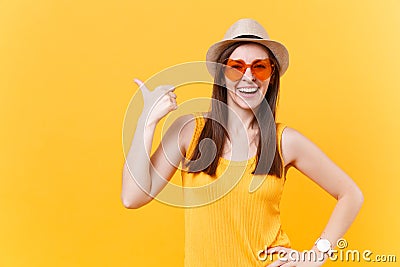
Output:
[229,43,269,62]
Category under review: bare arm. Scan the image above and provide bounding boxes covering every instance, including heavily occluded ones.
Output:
[267,127,364,266]
[281,127,364,247]
[121,115,193,208]
[121,79,193,209]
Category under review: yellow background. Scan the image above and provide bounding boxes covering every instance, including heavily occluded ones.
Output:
[1,0,399,266]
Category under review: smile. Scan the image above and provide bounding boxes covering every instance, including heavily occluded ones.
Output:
[237,87,259,94]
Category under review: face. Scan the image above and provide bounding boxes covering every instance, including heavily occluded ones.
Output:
[224,43,272,111]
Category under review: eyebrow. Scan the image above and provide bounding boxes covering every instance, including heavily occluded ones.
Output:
[228,58,270,62]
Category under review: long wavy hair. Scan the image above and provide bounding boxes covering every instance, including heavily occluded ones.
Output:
[186,41,284,178]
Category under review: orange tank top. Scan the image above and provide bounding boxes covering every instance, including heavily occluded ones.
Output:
[181,114,291,266]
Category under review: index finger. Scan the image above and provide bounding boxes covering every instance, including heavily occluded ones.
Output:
[162,85,175,92]
[266,258,289,267]
[154,84,175,93]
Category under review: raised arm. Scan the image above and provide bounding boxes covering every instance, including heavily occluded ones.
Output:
[121,78,193,209]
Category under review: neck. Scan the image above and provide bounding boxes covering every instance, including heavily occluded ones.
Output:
[226,103,258,134]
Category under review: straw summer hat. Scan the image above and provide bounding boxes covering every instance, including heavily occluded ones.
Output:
[206,18,289,77]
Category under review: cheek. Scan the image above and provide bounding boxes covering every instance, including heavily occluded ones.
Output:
[224,78,235,90]
[226,87,237,101]
[225,79,237,96]
[259,80,270,95]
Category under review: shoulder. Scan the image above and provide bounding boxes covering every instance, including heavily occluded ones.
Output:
[175,113,196,136]
[281,127,324,168]
[280,125,305,168]
[170,114,196,155]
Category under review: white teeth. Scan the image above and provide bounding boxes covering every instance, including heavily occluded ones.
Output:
[237,87,258,93]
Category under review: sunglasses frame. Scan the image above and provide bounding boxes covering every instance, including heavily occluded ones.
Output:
[223,58,275,81]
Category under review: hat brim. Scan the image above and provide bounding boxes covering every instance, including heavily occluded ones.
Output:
[206,38,289,78]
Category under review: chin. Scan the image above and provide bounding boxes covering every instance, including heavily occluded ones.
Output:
[236,98,263,111]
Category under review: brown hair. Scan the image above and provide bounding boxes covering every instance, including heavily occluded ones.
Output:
[186,41,283,178]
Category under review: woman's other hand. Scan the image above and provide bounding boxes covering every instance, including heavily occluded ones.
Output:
[266,246,326,267]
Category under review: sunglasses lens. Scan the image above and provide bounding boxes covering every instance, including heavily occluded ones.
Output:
[224,61,245,81]
[224,59,273,81]
[252,60,272,80]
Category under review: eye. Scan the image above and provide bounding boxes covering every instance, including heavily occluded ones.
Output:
[230,64,243,69]
[253,63,267,69]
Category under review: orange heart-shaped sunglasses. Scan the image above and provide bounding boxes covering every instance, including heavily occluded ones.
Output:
[224,58,275,81]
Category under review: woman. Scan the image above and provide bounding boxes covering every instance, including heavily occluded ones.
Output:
[121,18,364,267]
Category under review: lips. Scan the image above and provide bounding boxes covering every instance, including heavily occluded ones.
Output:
[237,87,259,93]
[235,87,260,99]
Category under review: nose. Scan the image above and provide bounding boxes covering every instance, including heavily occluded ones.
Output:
[242,66,255,81]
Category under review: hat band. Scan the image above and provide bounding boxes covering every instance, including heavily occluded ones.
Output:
[233,34,263,39]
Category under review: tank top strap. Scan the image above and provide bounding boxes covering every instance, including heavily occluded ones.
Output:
[185,112,206,160]
[185,115,288,176]
[276,122,288,177]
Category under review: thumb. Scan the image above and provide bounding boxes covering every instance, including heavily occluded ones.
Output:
[133,78,149,94]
